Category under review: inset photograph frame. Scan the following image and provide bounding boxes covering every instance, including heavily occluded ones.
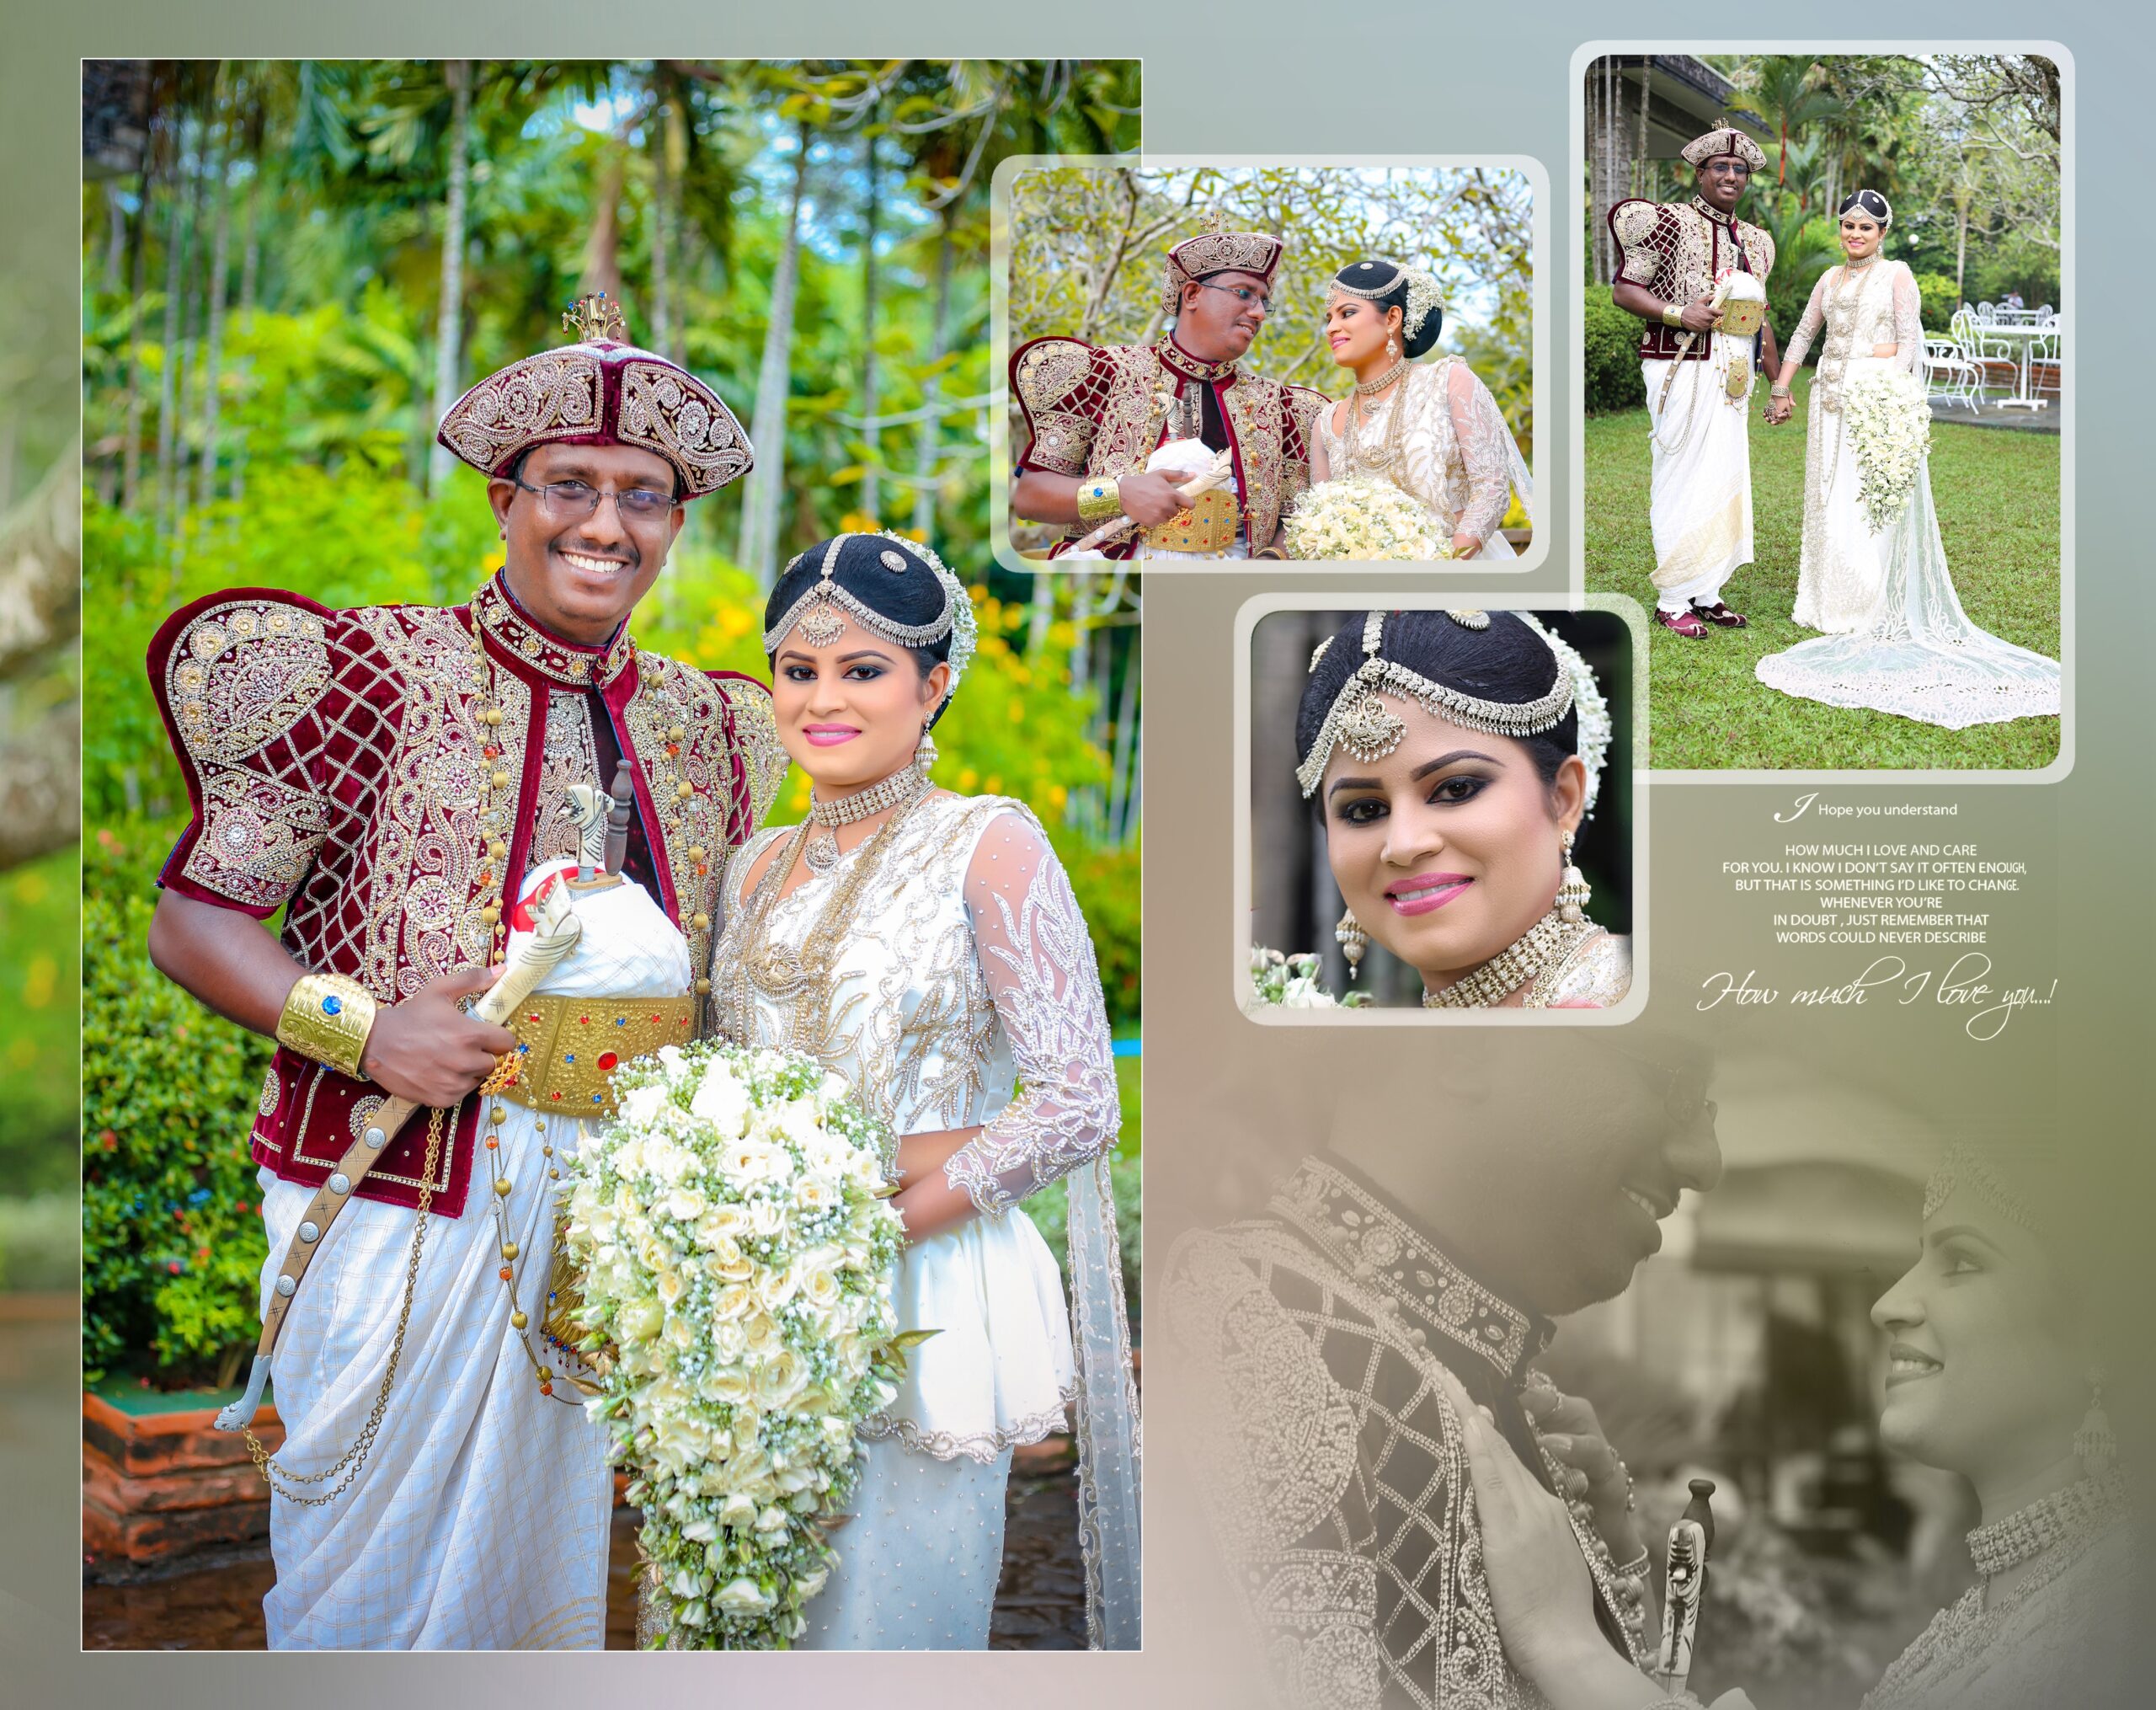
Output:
[1234,594,1647,1022]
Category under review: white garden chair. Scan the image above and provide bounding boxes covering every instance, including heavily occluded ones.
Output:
[1924,337,1983,409]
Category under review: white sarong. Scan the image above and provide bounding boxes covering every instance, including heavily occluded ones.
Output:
[256,864,691,1649]
[1643,350,1755,611]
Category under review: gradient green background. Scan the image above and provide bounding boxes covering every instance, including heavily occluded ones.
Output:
[7,3,2153,1702]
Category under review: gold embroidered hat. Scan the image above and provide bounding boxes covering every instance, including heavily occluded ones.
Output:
[436,292,754,500]
[1162,219,1285,318]
[1680,127,1769,174]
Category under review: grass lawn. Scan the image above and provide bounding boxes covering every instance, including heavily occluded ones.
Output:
[1585,369,2062,770]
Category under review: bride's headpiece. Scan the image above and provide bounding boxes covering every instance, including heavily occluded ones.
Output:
[764,532,979,696]
[1923,1140,2038,1232]
[1295,610,1612,816]
[1329,259,1446,353]
[1838,188,1893,228]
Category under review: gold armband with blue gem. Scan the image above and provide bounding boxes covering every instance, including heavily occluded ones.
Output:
[275,972,378,1082]
[1075,478,1123,526]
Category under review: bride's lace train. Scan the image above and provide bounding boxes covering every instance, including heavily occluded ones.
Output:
[1755,455,2059,729]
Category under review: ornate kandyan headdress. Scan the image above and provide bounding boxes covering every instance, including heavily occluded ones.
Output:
[1329,259,1445,340]
[1162,212,1285,319]
[1295,610,1614,818]
[763,531,979,693]
[1680,127,1769,174]
[436,291,753,499]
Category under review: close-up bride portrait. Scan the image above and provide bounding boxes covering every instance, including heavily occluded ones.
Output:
[1244,605,1636,1013]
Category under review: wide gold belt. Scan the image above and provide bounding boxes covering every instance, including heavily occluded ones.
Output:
[496,993,698,1119]
[1143,488,1241,553]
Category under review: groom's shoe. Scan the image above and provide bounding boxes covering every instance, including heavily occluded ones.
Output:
[1655,607,1710,638]
[1689,599,1749,628]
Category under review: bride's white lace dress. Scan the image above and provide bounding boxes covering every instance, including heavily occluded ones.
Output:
[1310,357,1529,557]
[1755,257,2059,728]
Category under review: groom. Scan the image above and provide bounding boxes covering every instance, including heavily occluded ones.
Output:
[1166,1033,1722,1706]
[142,296,787,1648]
[1009,216,1330,560]
[1609,127,1780,638]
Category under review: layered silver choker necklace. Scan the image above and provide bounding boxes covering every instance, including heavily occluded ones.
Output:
[803,765,931,872]
[1420,908,1597,1009]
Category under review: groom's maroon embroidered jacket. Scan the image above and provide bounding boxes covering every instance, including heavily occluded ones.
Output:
[147,573,788,1216]
[1609,195,1776,362]
[1010,333,1330,558]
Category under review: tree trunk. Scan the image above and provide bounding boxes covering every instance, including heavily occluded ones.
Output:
[166,138,209,543]
[1955,198,1968,302]
[580,146,628,306]
[1107,622,1139,845]
[858,126,882,525]
[1635,57,1652,201]
[195,150,233,510]
[910,214,956,539]
[649,102,674,362]
[232,170,261,510]
[426,60,472,498]
[121,135,153,512]
[153,120,190,534]
[736,124,810,586]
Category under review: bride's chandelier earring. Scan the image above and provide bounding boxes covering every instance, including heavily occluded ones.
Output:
[1335,907,1369,981]
[1385,332,1399,361]
[915,717,938,776]
[2074,1366,2116,1478]
[1557,830,1593,925]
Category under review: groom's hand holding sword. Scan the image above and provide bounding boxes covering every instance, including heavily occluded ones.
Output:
[1067,449,1236,554]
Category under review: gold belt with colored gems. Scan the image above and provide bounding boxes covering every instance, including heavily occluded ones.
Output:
[494,994,698,1120]
[1143,488,1241,553]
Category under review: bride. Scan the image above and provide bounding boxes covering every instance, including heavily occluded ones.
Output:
[1445,1139,2132,1707]
[1308,259,1531,558]
[1753,191,2059,727]
[1295,608,1629,1008]
[705,532,1139,1649]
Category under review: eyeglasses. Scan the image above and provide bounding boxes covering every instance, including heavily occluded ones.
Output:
[1197,281,1273,313]
[1700,160,1752,179]
[512,475,677,526]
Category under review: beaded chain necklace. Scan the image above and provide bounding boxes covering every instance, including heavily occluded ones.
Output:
[1863,1472,2126,1708]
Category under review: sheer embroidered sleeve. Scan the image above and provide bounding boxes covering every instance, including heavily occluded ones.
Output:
[147,590,335,917]
[943,808,1120,1216]
[1281,383,1331,501]
[1783,269,1833,371]
[1890,262,1924,372]
[1444,361,1517,546]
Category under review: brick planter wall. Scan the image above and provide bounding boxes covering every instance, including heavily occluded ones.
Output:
[83,1392,284,1568]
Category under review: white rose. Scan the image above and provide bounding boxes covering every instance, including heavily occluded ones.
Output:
[796,1565,829,1599]
[749,1197,786,1238]
[755,1505,788,1534]
[713,1577,771,1616]
[754,1350,806,1409]
[695,1204,749,1248]
[661,1186,707,1223]
[618,1085,669,1125]
[718,1492,758,1530]
[689,1070,751,1139]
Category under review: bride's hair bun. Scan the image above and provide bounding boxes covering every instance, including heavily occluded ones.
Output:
[1838,189,1893,227]
[1329,259,1445,359]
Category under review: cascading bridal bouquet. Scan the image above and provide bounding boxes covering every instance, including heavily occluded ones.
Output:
[1843,366,1933,534]
[558,1040,919,1648]
[1283,473,1455,562]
